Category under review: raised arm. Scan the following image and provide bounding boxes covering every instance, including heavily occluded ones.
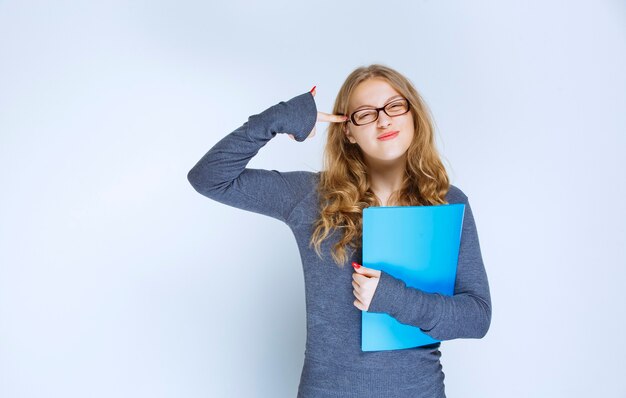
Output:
[367,193,492,341]
[187,91,318,223]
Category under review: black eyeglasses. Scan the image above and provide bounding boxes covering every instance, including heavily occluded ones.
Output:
[347,98,411,126]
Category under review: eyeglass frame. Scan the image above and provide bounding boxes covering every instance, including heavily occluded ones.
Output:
[345,98,411,126]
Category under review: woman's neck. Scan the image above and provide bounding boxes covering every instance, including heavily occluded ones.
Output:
[365,155,406,206]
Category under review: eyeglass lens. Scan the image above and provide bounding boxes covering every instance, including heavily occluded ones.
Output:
[352,99,409,126]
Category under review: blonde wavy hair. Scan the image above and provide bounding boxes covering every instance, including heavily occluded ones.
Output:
[309,64,451,267]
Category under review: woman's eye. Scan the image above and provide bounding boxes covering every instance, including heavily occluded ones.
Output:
[358,112,374,119]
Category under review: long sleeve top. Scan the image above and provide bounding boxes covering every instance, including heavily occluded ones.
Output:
[187,90,492,398]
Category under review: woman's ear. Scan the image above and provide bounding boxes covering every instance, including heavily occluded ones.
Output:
[344,124,357,144]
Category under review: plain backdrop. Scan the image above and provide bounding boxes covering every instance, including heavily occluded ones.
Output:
[1,1,625,397]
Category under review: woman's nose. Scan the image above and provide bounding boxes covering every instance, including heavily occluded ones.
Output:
[377,111,393,128]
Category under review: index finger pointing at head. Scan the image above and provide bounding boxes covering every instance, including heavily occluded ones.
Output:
[317,111,349,124]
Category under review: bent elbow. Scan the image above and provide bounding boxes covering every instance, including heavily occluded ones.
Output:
[187,167,204,194]
[187,167,200,189]
[187,165,229,199]
[478,302,492,338]
[187,166,215,197]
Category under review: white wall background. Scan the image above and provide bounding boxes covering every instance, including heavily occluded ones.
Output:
[1,0,625,397]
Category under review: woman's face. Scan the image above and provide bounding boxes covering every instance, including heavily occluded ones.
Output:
[344,78,414,169]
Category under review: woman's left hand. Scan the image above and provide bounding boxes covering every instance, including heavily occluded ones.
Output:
[351,262,381,311]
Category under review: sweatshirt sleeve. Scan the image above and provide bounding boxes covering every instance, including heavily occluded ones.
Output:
[187,91,318,223]
[366,194,492,341]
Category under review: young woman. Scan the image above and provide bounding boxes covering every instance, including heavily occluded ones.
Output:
[187,64,492,397]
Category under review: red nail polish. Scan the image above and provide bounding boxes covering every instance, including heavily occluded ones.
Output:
[352,262,361,269]
[310,85,316,93]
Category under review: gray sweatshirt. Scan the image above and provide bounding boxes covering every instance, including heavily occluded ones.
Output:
[187,90,492,397]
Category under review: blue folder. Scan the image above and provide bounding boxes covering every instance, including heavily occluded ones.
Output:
[361,204,465,351]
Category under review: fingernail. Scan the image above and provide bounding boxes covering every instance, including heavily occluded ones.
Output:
[310,85,316,93]
[352,262,361,269]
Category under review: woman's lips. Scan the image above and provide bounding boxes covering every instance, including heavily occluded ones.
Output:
[377,131,399,140]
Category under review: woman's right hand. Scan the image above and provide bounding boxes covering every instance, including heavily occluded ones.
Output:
[288,87,349,141]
